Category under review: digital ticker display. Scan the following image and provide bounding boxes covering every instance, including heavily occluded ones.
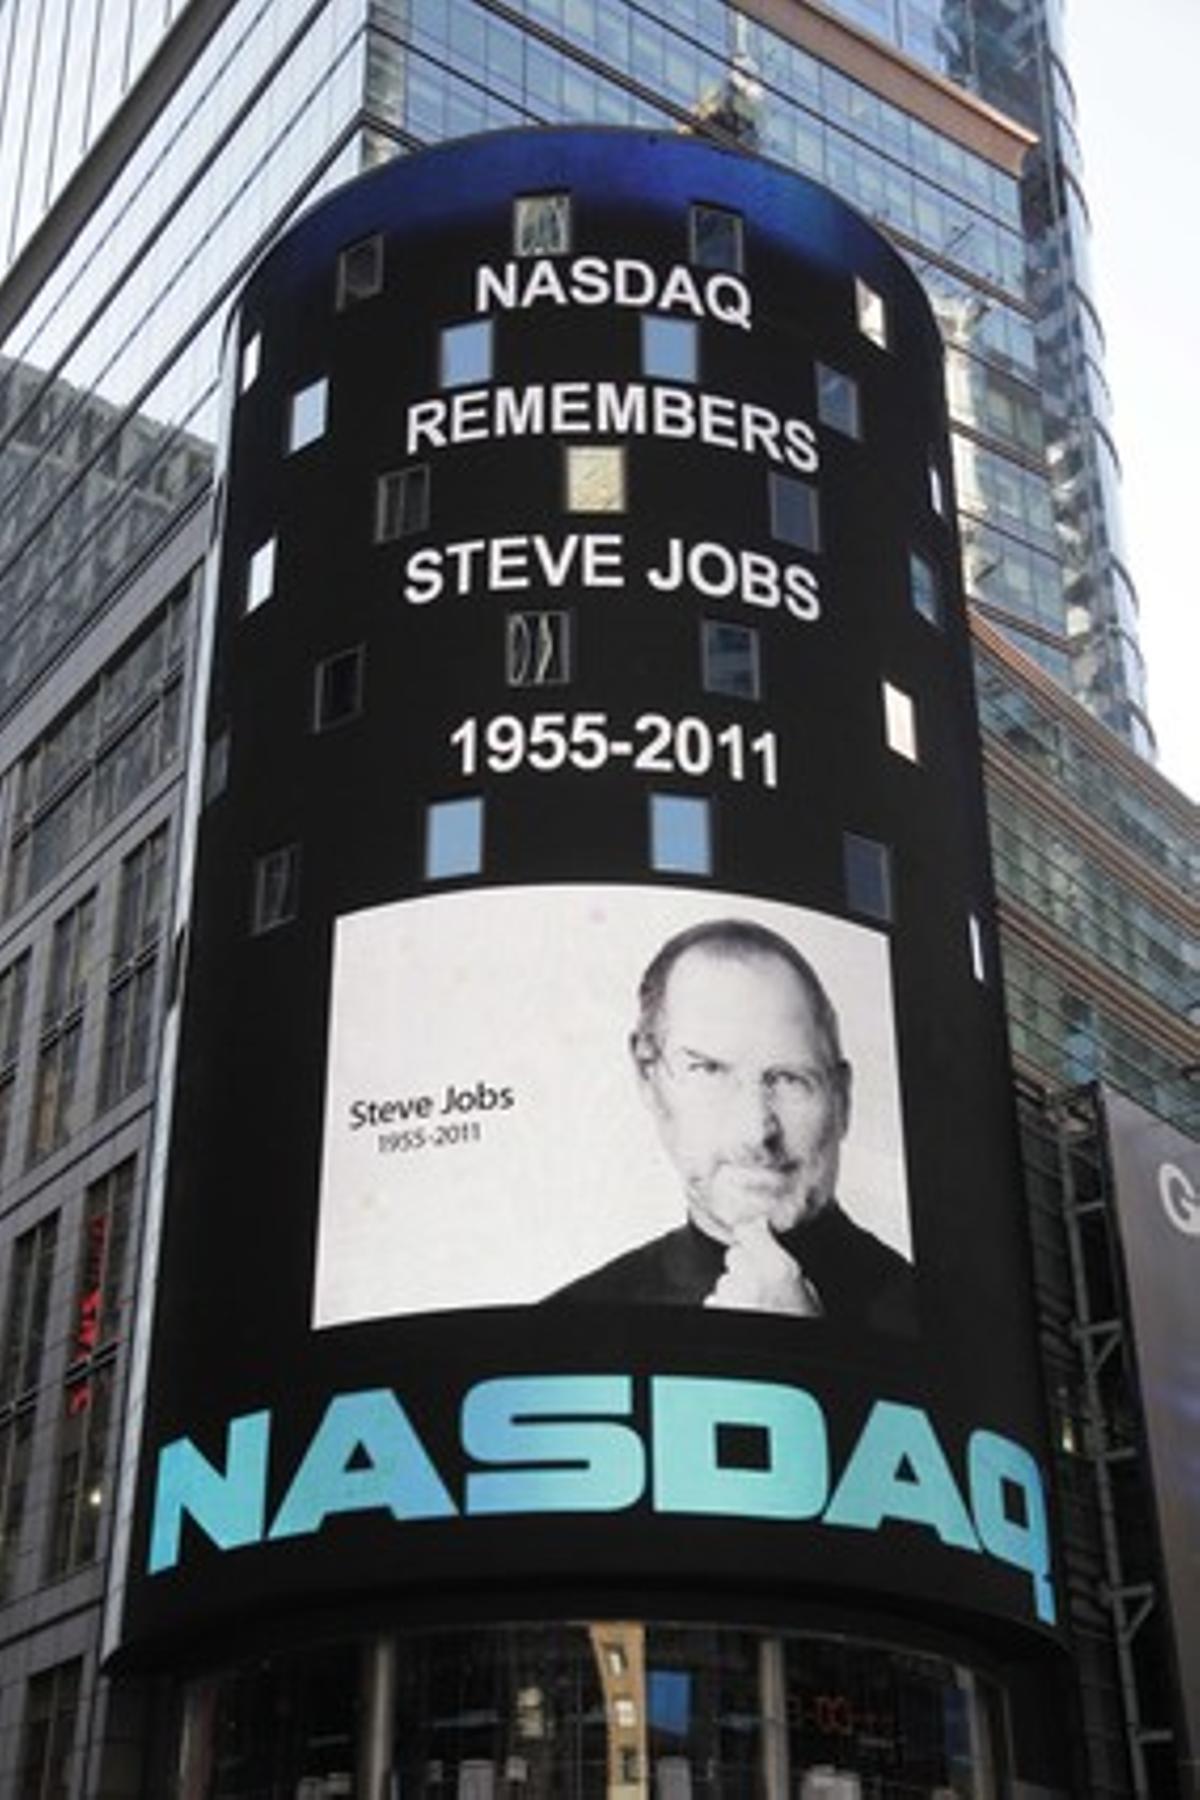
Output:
[119,130,1058,1663]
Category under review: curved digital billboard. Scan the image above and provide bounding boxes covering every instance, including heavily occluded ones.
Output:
[119,129,1057,1662]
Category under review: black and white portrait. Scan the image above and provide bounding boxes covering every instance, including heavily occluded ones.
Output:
[550,917,915,1329]
[313,885,912,1329]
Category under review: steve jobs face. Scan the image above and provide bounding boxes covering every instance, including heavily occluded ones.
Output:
[635,944,850,1245]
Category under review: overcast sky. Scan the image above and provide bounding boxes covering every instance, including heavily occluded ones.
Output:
[1063,0,1199,802]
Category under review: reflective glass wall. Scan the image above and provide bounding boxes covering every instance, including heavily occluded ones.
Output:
[0,0,371,722]
[0,0,187,271]
[364,0,1072,704]
[809,0,1150,750]
[177,1622,1009,1798]
[976,638,1197,1138]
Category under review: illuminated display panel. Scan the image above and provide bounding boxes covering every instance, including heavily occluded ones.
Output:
[1102,1090,1200,1774]
[121,130,1055,1663]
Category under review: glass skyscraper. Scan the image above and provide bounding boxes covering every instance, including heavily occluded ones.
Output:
[0,3,1193,1795]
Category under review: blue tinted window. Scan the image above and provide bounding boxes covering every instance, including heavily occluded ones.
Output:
[769,473,821,552]
[816,363,860,437]
[844,833,893,922]
[702,620,760,699]
[651,795,712,874]
[690,205,743,272]
[642,316,698,382]
[426,798,484,879]
[441,321,493,389]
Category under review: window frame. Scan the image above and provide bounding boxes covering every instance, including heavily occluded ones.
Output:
[701,619,761,701]
[251,844,301,935]
[689,202,744,273]
[425,797,484,882]
[313,645,366,732]
[565,444,626,514]
[286,376,329,454]
[768,471,821,552]
[513,191,572,257]
[439,320,494,390]
[816,361,862,438]
[336,234,385,309]
[374,465,430,543]
[650,793,713,875]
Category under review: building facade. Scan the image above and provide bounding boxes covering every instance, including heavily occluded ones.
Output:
[0,2,1194,1796]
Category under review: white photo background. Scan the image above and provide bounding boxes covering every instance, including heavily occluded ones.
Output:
[313,883,910,1327]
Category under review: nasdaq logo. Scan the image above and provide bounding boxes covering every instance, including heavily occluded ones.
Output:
[147,1372,1055,1626]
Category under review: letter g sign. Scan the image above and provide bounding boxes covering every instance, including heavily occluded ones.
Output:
[1158,1161,1200,1237]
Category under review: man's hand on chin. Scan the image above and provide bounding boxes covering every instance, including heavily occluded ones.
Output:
[703,1216,823,1315]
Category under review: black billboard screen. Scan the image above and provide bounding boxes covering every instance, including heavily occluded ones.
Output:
[1103,1088,1200,1773]
[118,129,1057,1661]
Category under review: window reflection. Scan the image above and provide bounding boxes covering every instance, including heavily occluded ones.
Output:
[179,1623,1009,1797]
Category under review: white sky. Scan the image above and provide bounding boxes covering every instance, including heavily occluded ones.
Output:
[1063,0,1199,803]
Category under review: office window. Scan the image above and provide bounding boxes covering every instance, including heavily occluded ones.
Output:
[29,1032,83,1164]
[30,894,95,1165]
[98,833,168,1113]
[882,681,918,761]
[0,952,30,1068]
[0,1408,33,1598]
[426,798,484,880]
[856,277,889,348]
[18,1660,82,1798]
[0,952,30,1166]
[769,472,821,551]
[245,536,276,613]
[702,620,760,699]
[816,363,861,437]
[909,549,942,626]
[251,846,300,934]
[46,1359,114,1576]
[642,316,698,382]
[3,590,187,919]
[566,445,626,513]
[0,1214,58,1407]
[113,828,169,967]
[375,465,430,542]
[506,612,572,687]
[287,376,328,453]
[98,961,157,1112]
[44,893,96,1027]
[0,1080,14,1175]
[441,320,493,389]
[337,234,384,307]
[690,204,743,272]
[514,192,571,256]
[239,331,261,392]
[70,1164,135,1366]
[314,646,365,730]
[844,832,894,922]
[650,795,712,874]
[51,1164,135,1587]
